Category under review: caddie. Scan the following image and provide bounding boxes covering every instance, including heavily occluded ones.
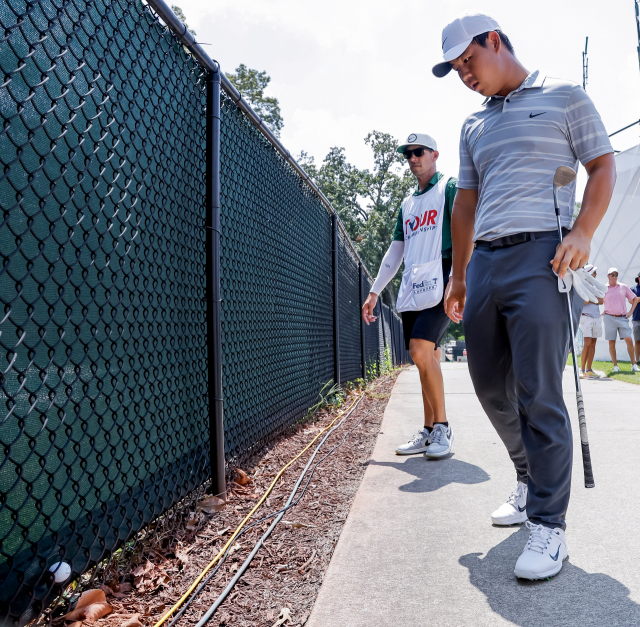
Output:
[437,13,616,579]
[362,133,456,459]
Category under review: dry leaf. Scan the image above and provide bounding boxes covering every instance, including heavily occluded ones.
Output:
[185,515,199,531]
[283,521,316,529]
[228,543,242,554]
[100,584,113,597]
[68,622,83,627]
[114,582,132,593]
[217,526,231,536]
[271,607,291,627]
[230,563,238,574]
[152,604,166,614]
[234,468,251,485]
[197,496,225,514]
[132,562,153,577]
[76,589,107,609]
[121,613,142,627]
[175,550,189,566]
[64,600,112,623]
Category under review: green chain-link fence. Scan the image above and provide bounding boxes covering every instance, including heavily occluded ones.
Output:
[0,0,410,622]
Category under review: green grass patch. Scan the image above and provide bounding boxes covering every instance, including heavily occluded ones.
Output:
[567,355,640,385]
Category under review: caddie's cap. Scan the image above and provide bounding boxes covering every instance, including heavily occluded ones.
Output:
[397,133,437,154]
[584,264,596,274]
[635,271,640,284]
[608,267,619,275]
[433,13,501,78]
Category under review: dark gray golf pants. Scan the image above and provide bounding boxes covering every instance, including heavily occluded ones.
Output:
[464,235,582,530]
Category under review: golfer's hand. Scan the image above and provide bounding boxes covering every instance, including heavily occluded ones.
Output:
[551,228,591,279]
[445,278,466,323]
[362,293,378,325]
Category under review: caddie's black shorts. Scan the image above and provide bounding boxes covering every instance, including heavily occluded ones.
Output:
[401,257,452,350]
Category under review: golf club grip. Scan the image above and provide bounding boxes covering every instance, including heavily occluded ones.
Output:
[576,391,595,488]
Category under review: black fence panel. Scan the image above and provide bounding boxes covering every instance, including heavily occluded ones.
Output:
[218,92,334,462]
[337,230,362,384]
[361,274,381,376]
[0,0,209,620]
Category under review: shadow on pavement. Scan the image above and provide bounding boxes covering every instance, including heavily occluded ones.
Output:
[460,526,640,627]
[369,456,490,493]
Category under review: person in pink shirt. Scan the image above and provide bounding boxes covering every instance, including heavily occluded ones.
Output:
[603,267,639,373]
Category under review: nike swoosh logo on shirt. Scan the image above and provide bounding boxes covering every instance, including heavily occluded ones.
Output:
[549,546,560,561]
[529,112,546,118]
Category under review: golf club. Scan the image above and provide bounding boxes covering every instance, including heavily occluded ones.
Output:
[553,165,595,488]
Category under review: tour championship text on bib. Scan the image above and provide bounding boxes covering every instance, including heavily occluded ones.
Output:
[396,176,448,312]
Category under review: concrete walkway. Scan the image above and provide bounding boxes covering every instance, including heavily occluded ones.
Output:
[306,364,640,627]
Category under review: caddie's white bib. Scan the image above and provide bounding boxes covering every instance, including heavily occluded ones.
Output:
[396,176,448,312]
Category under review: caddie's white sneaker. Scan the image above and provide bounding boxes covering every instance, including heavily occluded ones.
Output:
[425,423,453,458]
[632,364,640,373]
[579,369,585,379]
[514,521,568,580]
[613,365,620,373]
[584,369,600,379]
[491,481,528,525]
[395,428,431,455]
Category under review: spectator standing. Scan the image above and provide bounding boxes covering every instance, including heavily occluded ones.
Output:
[603,267,639,372]
[579,264,603,378]
[632,272,640,367]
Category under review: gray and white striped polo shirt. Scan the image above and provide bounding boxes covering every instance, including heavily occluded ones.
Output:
[457,70,613,241]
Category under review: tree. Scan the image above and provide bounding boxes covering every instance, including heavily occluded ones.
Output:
[171,5,196,36]
[225,65,284,137]
[300,131,414,305]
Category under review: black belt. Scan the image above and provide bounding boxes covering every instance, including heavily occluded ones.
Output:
[474,228,570,250]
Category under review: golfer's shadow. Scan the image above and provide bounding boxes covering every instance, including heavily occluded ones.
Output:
[460,526,640,627]
[368,456,489,493]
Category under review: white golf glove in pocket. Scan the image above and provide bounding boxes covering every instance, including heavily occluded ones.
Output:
[556,267,606,303]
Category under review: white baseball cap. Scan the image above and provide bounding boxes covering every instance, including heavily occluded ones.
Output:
[608,267,619,275]
[397,133,437,154]
[432,13,502,78]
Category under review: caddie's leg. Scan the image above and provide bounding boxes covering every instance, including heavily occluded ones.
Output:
[608,339,618,366]
[410,338,446,425]
[624,337,635,363]
[496,237,579,530]
[463,248,528,484]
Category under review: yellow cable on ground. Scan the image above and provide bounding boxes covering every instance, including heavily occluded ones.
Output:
[153,392,364,627]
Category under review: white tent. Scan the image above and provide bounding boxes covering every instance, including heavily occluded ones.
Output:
[589,143,640,361]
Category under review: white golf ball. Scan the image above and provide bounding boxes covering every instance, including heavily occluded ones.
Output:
[49,561,72,583]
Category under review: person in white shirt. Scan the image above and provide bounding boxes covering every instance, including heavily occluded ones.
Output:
[579,264,603,379]
[362,133,456,459]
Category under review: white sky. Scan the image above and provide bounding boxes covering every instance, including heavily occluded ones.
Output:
[175,0,640,200]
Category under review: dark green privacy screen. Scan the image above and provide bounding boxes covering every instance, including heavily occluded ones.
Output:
[0,0,410,622]
[218,91,334,461]
[0,0,209,620]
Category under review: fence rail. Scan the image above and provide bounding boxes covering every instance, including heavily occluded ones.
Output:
[0,0,411,623]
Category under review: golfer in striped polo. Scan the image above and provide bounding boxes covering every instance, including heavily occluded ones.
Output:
[436,14,616,579]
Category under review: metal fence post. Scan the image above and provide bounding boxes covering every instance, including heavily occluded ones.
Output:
[206,69,226,499]
[332,214,341,386]
[359,263,366,379]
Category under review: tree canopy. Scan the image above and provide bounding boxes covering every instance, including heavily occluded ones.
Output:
[225,65,284,137]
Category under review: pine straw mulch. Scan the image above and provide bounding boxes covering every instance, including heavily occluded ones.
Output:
[66,369,403,627]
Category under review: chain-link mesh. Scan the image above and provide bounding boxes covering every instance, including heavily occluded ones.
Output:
[0,0,209,620]
[218,90,335,463]
[0,0,410,622]
[337,229,362,384]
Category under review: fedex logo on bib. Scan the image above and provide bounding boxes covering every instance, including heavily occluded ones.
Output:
[405,209,439,238]
[413,278,439,293]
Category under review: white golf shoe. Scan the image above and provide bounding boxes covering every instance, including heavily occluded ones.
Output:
[613,365,620,373]
[491,481,528,525]
[632,364,640,373]
[425,423,453,458]
[395,428,431,455]
[514,521,568,580]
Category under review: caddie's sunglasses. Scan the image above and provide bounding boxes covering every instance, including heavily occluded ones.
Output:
[403,147,431,159]
[610,273,618,277]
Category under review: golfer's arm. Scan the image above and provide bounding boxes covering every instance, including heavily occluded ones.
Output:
[572,153,616,239]
[451,188,478,281]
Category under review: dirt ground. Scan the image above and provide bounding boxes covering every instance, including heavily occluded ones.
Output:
[68,369,402,627]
